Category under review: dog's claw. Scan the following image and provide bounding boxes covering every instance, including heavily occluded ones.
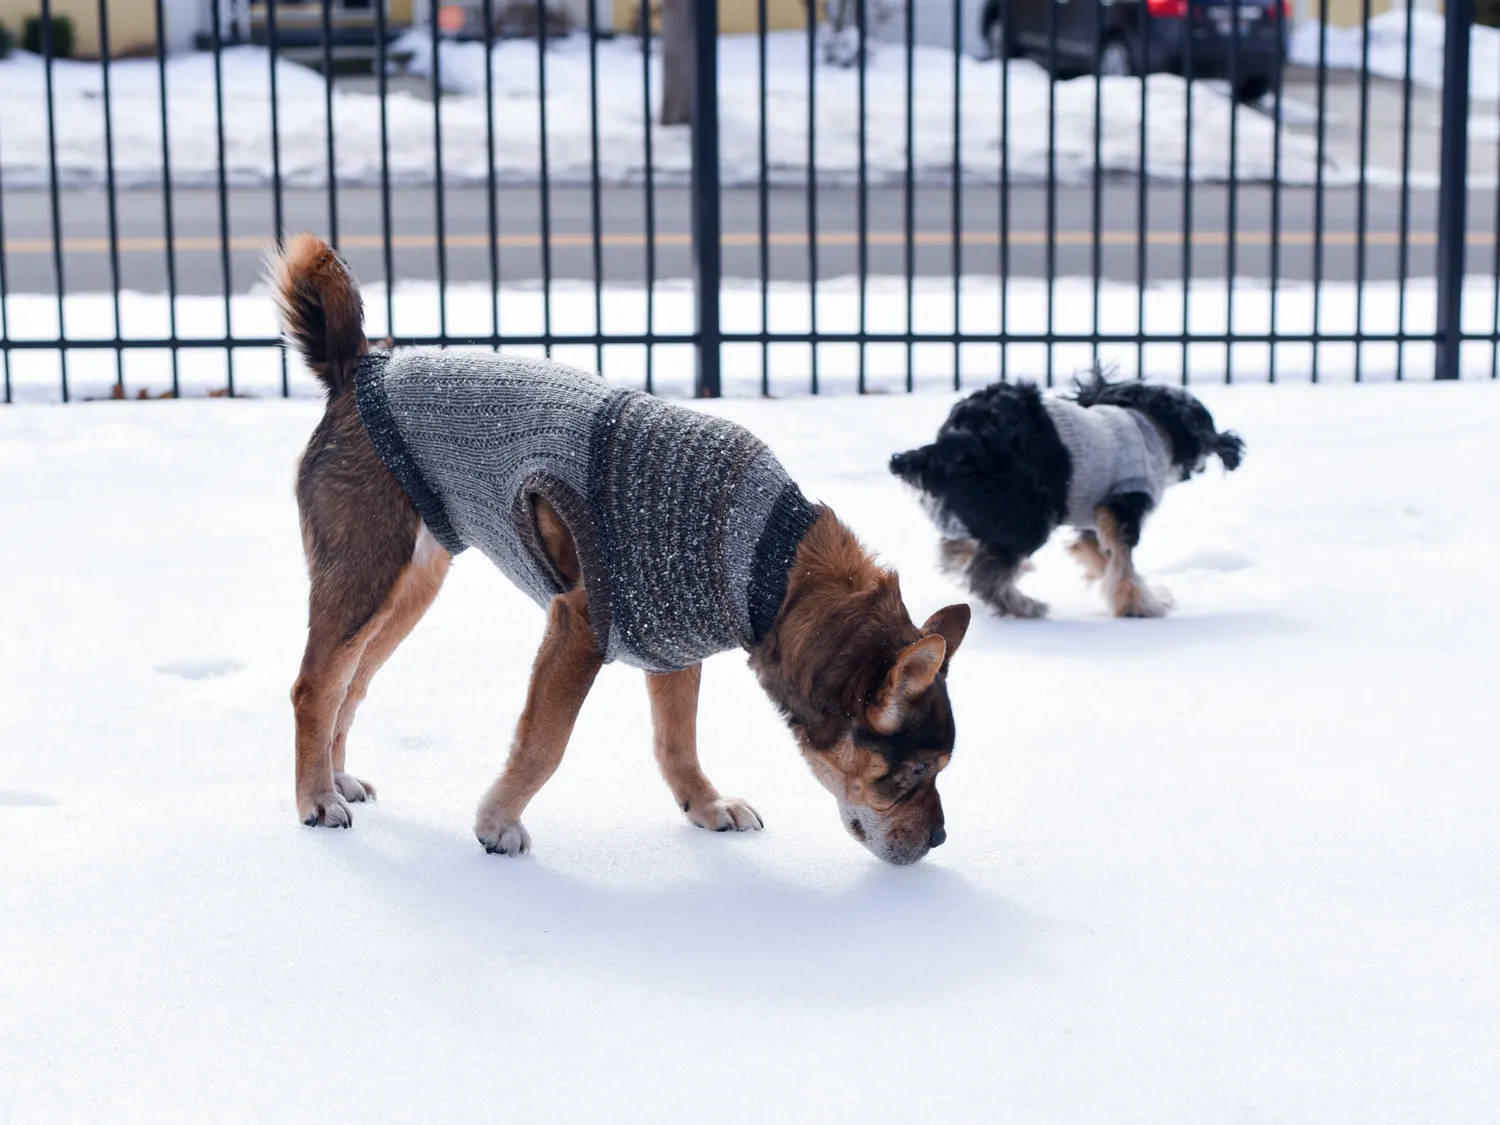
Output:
[688,796,764,833]
[298,791,353,829]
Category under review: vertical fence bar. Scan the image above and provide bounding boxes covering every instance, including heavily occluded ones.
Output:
[211,0,236,395]
[999,0,1010,383]
[483,0,500,347]
[1312,11,1327,382]
[756,0,768,395]
[905,0,915,390]
[374,0,394,351]
[536,0,554,354]
[1354,0,1371,382]
[0,112,9,403]
[951,0,962,389]
[153,0,179,396]
[1134,0,1147,380]
[645,0,660,393]
[1492,107,1500,379]
[587,0,604,370]
[858,0,868,393]
[1090,0,1103,372]
[431,9,448,340]
[690,0,722,397]
[1268,0,1284,384]
[805,0,819,393]
[1226,2,1240,385]
[97,0,124,393]
[1396,1,1413,382]
[40,0,68,400]
[1179,9,1193,386]
[268,0,288,394]
[1045,0,1057,385]
[322,0,339,248]
[1435,0,1473,380]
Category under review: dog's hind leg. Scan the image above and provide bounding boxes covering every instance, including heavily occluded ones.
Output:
[1067,530,1109,584]
[646,664,763,833]
[327,525,451,805]
[962,542,1049,619]
[474,586,603,856]
[1096,499,1173,618]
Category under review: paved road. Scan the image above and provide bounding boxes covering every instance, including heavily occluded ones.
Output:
[0,184,1492,295]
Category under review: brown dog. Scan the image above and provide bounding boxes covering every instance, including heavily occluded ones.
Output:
[273,234,969,865]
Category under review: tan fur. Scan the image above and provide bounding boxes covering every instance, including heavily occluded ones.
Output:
[1067,529,1110,584]
[647,665,762,832]
[473,586,604,854]
[1095,507,1173,618]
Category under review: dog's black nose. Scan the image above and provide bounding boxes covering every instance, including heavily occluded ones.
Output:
[929,824,947,849]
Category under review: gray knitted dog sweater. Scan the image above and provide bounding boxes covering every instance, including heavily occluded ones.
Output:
[354,349,819,673]
[1042,398,1175,529]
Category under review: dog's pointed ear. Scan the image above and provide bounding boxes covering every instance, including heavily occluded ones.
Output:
[920,603,970,662]
[869,634,948,734]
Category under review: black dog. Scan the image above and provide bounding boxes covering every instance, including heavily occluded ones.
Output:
[890,373,1244,619]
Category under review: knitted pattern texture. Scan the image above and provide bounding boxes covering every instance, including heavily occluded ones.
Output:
[1042,398,1175,529]
[354,349,818,673]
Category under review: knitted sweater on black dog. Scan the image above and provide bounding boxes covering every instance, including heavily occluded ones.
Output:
[354,349,819,673]
[1041,398,1176,529]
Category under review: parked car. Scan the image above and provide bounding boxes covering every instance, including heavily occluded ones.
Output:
[980,0,1288,102]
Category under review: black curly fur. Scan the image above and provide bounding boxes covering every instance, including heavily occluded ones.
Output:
[890,373,1244,617]
[889,382,1071,574]
[1072,370,1245,475]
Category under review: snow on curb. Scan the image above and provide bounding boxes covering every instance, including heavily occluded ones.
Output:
[1289,7,1500,101]
[1,273,1492,404]
[0,34,1336,190]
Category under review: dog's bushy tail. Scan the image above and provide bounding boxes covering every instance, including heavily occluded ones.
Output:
[270,233,367,397]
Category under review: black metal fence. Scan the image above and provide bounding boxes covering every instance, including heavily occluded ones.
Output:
[0,0,1493,402]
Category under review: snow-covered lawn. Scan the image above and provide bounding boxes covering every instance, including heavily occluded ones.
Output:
[2,274,1497,404]
[0,382,1496,1121]
[1290,7,1500,101]
[0,32,1332,190]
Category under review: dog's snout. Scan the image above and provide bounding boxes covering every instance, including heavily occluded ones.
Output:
[928,824,947,849]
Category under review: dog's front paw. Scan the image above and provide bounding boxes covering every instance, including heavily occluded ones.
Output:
[475,812,532,856]
[686,796,764,833]
[1114,580,1174,618]
[334,771,376,803]
[299,790,353,828]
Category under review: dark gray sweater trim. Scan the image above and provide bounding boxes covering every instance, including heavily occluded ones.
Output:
[354,352,467,556]
[748,488,820,644]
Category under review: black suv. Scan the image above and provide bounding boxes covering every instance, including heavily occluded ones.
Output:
[980,0,1288,102]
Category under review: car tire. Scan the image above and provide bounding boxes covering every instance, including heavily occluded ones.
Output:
[1235,74,1272,102]
[982,2,1014,61]
[1097,35,1135,77]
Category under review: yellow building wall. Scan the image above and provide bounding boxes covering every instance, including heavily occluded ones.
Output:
[0,0,162,57]
[1306,0,1399,27]
[615,0,811,35]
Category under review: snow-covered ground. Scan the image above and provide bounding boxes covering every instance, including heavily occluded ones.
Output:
[0,32,1333,190]
[1,382,1496,1121]
[2,275,1496,404]
[1290,7,1500,101]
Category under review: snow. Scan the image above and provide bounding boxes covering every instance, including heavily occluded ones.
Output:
[1289,6,1500,102]
[2,380,1497,1121]
[0,32,1334,190]
[2,274,1497,404]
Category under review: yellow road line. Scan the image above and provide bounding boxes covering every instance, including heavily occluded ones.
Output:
[0,229,1480,255]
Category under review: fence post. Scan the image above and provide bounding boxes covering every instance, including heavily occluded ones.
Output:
[1435,0,1472,381]
[689,0,722,397]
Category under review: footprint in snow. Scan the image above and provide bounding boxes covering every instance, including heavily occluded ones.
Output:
[1158,551,1252,575]
[156,658,244,680]
[0,791,58,807]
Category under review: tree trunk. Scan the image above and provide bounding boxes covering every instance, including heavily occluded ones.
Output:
[659,0,691,126]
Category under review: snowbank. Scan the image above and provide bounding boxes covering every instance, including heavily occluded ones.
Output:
[1289,6,1500,101]
[0,34,1334,190]
[0,383,1495,1122]
[1,273,1494,404]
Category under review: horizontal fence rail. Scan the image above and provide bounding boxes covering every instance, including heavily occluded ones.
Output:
[0,0,1494,402]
